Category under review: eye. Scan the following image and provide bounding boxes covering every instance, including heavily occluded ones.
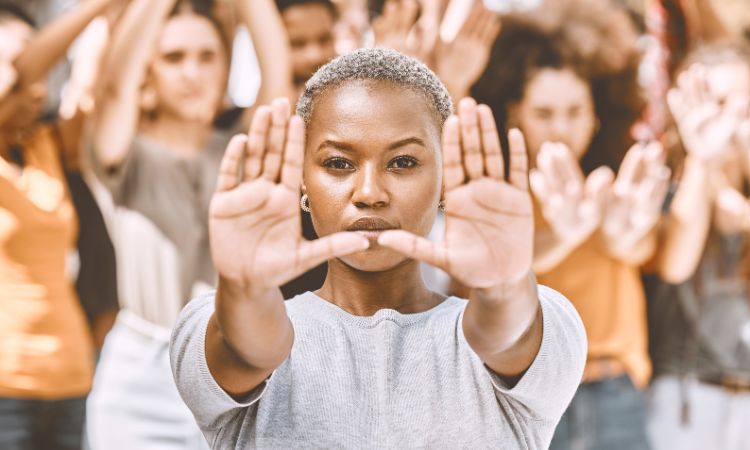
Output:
[162,51,184,63]
[388,156,418,170]
[323,157,354,171]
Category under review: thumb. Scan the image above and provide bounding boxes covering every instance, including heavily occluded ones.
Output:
[296,232,370,274]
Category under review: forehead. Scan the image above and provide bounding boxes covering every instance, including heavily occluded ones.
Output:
[522,67,592,108]
[283,4,334,38]
[158,14,224,51]
[307,80,441,147]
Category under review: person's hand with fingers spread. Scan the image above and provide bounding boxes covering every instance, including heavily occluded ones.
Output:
[668,63,749,163]
[435,2,501,101]
[378,98,541,377]
[372,0,433,64]
[207,98,369,395]
[529,142,614,271]
[599,141,671,263]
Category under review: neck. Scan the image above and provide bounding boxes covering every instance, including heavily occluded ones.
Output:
[316,258,442,316]
[140,112,212,156]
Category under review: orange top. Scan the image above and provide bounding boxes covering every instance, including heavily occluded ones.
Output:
[0,127,94,399]
[536,226,651,388]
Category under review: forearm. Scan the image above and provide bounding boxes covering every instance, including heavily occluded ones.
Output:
[237,0,293,106]
[14,0,113,89]
[657,156,712,283]
[463,271,542,381]
[206,276,293,397]
[93,0,176,168]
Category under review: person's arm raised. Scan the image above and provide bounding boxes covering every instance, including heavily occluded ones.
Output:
[236,0,293,110]
[92,0,176,169]
[12,0,116,91]
[206,99,369,397]
[377,98,541,381]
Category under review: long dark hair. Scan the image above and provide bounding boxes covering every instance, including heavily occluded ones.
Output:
[472,1,644,175]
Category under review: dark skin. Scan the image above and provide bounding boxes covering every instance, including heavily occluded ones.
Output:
[281,3,336,87]
[206,82,542,398]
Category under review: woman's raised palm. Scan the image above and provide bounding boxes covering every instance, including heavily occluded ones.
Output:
[378,99,534,288]
[209,99,368,289]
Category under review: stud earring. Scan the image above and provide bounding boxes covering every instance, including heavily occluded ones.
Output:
[438,200,446,212]
[300,194,311,212]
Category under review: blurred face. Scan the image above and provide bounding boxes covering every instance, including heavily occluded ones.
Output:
[149,14,228,123]
[282,4,336,86]
[303,81,442,272]
[509,67,596,165]
[0,17,46,134]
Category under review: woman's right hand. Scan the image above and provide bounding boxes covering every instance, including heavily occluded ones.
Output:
[668,63,748,162]
[529,142,614,248]
[209,98,369,291]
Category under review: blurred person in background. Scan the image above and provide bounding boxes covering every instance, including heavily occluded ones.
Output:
[0,1,124,448]
[472,1,670,448]
[647,42,750,450]
[83,0,291,448]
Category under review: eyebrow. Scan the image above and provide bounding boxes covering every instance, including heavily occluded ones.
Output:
[316,137,427,153]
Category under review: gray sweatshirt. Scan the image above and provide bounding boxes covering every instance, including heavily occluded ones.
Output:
[170,286,586,449]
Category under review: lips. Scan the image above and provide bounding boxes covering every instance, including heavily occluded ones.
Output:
[345,217,398,244]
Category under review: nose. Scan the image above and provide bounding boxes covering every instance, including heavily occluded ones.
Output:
[181,58,201,80]
[351,163,389,209]
[549,116,569,142]
[302,44,326,68]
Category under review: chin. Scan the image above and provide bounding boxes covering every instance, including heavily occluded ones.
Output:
[337,246,411,273]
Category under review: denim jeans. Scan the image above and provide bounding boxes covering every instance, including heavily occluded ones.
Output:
[550,374,650,450]
[0,396,86,450]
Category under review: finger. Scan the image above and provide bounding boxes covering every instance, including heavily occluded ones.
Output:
[377,230,448,271]
[262,98,291,182]
[480,13,502,45]
[508,128,529,190]
[537,143,563,193]
[245,106,272,180]
[529,169,550,203]
[398,0,420,33]
[280,116,305,190]
[458,98,484,179]
[614,142,646,196]
[442,115,465,190]
[459,1,483,39]
[477,104,503,179]
[585,166,615,208]
[552,143,585,193]
[216,134,249,192]
[297,232,370,274]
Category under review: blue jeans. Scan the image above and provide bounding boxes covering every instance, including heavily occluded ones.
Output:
[550,374,650,450]
[0,396,86,450]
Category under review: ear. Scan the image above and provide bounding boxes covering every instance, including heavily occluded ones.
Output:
[140,80,158,112]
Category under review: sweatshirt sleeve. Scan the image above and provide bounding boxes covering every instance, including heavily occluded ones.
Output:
[169,293,270,441]
[484,285,587,422]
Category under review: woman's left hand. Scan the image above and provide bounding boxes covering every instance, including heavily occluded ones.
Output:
[378,98,533,289]
[599,141,671,257]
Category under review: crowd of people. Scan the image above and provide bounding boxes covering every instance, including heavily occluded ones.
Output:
[0,0,749,448]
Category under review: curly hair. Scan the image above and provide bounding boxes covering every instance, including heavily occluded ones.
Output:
[297,47,453,126]
[472,0,644,174]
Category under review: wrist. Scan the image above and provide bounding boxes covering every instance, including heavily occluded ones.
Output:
[472,270,536,306]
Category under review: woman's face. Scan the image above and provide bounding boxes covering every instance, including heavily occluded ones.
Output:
[509,67,596,165]
[303,81,443,272]
[149,14,228,123]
